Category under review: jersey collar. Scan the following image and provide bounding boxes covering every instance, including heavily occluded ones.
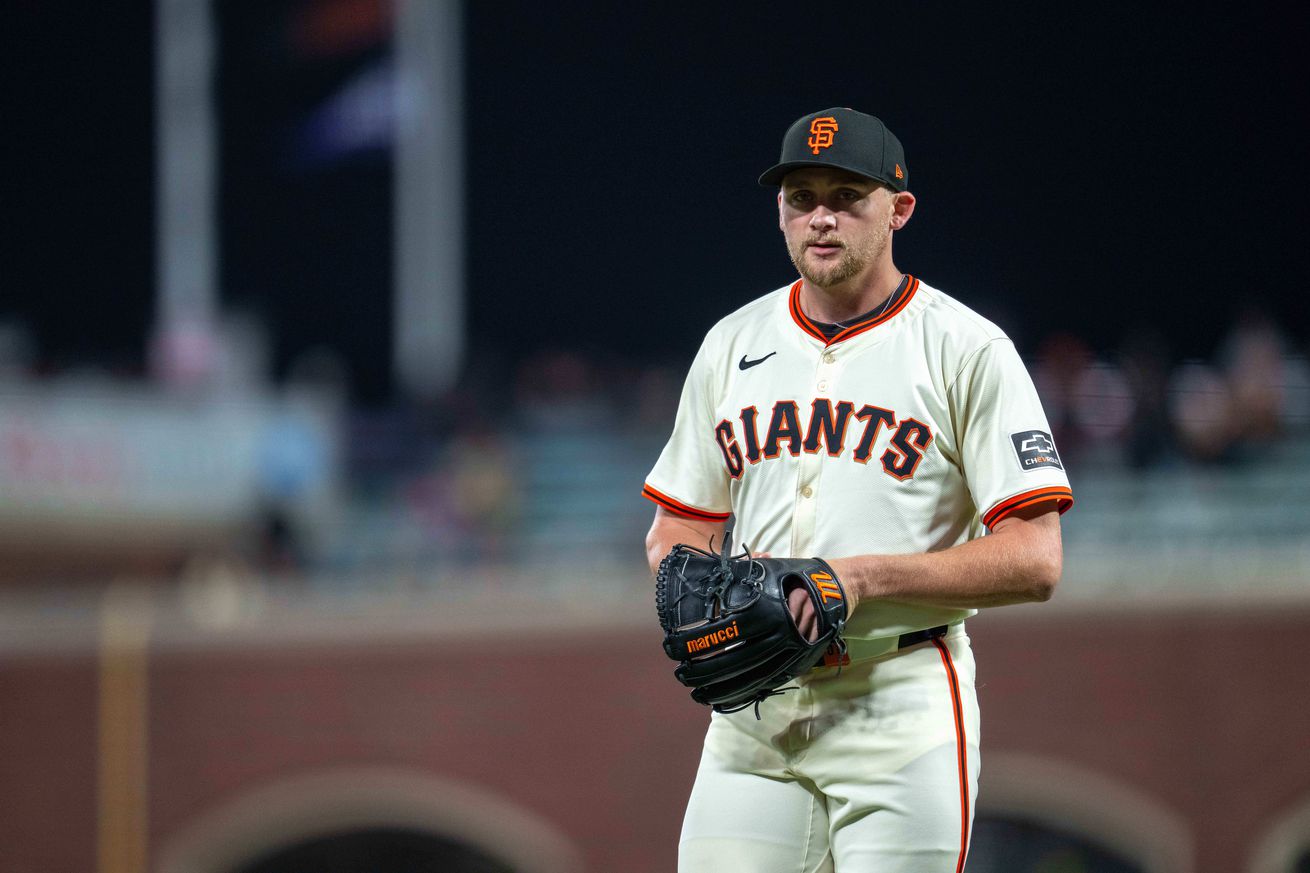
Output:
[788,275,919,346]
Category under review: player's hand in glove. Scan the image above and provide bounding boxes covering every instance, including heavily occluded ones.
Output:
[748,550,821,641]
[787,583,820,641]
[785,556,865,640]
[655,533,848,715]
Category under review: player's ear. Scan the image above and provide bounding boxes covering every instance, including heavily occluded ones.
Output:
[777,190,785,232]
[889,191,916,231]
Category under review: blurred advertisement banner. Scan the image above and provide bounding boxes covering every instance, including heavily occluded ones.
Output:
[0,386,339,540]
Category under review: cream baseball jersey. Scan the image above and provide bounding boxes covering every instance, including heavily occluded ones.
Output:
[644,275,1074,641]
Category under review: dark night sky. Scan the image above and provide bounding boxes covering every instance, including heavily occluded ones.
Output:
[8,3,1310,399]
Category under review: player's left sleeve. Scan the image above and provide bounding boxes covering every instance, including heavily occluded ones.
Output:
[950,338,1074,529]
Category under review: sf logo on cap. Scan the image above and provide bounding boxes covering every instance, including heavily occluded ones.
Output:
[808,117,839,154]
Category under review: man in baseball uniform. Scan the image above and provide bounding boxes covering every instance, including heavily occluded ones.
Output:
[642,107,1073,872]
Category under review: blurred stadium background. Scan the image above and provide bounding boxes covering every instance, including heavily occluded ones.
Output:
[4,2,1310,872]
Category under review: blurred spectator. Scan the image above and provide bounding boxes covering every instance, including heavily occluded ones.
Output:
[1069,361,1134,456]
[1118,326,1179,469]
[1168,361,1237,463]
[442,427,518,561]
[258,508,307,576]
[404,420,519,565]
[1219,306,1299,444]
[1031,333,1095,461]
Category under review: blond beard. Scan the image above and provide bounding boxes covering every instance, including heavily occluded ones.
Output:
[787,224,889,290]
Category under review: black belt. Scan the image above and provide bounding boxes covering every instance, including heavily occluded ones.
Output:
[897,625,949,649]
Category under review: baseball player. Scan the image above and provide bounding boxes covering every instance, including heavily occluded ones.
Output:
[642,107,1073,872]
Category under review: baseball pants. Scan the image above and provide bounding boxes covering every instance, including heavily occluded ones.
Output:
[678,624,980,873]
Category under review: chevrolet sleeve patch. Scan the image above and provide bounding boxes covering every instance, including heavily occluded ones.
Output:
[1011,430,1063,471]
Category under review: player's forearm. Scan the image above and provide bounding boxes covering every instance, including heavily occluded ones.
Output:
[644,510,726,577]
[829,511,1063,612]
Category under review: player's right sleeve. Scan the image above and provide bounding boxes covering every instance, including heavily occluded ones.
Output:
[642,337,732,522]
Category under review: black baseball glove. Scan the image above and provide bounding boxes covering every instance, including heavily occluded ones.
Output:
[655,533,848,715]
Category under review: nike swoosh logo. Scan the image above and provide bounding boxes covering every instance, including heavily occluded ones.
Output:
[738,351,777,371]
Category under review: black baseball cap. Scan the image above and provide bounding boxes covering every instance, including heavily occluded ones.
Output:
[758,107,908,191]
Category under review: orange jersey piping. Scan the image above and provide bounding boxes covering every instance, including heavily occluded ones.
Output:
[787,276,919,347]
[641,484,731,522]
[981,485,1074,530]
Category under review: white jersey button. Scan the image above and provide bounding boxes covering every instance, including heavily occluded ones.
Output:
[822,352,836,364]
[818,380,829,392]
[801,485,814,498]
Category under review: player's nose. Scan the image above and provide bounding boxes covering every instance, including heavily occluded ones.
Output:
[808,207,837,229]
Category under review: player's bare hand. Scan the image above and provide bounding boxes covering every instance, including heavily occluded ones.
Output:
[755,551,821,640]
[786,584,820,641]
